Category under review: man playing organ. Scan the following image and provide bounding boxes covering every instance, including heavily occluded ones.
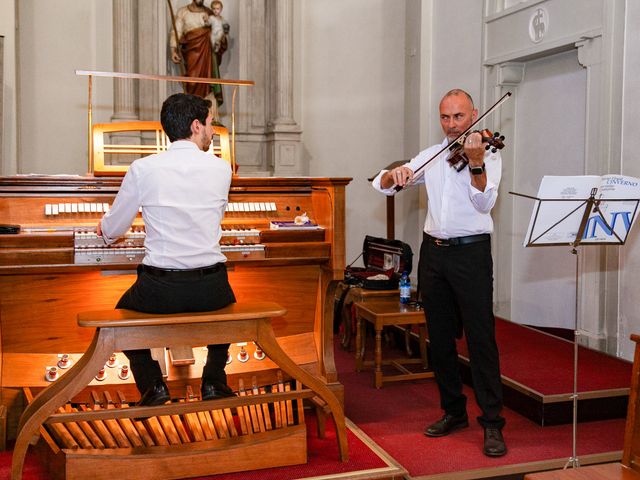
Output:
[97,92,237,406]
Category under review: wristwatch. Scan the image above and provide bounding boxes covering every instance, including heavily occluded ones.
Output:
[469,163,485,175]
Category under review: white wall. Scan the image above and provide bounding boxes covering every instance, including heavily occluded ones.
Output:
[299,0,486,273]
[429,0,484,132]
[300,0,410,267]
[618,0,640,359]
[0,0,16,175]
[409,0,486,277]
[6,0,640,359]
[510,50,587,330]
[16,0,112,175]
[479,0,629,356]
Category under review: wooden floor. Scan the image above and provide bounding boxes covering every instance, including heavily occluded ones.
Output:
[525,463,640,479]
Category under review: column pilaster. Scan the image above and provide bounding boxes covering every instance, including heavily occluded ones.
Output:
[112,0,138,122]
[267,0,302,176]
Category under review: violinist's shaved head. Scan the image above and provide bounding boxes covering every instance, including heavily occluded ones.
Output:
[442,89,475,108]
[439,89,478,142]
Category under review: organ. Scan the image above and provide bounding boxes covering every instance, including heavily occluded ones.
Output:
[0,174,350,451]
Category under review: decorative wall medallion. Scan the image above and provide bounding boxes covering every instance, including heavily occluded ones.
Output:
[529,7,549,44]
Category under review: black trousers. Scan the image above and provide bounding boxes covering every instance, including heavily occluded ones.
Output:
[116,263,236,394]
[418,234,505,429]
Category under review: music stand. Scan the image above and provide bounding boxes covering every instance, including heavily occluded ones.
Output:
[512,179,640,469]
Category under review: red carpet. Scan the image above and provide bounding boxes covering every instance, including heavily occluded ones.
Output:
[3,323,628,479]
[337,334,625,477]
[459,319,632,395]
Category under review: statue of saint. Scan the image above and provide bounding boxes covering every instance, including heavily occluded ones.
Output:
[169,0,227,106]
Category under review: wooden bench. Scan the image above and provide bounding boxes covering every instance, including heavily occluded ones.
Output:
[11,302,348,479]
[525,334,640,479]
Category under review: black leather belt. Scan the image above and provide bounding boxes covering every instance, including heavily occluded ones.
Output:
[424,232,490,247]
[140,263,223,278]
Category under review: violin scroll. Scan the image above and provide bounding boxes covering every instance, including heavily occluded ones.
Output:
[482,130,506,153]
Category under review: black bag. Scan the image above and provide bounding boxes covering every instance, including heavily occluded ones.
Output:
[344,235,413,290]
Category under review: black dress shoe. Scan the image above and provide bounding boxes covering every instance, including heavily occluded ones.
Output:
[483,427,507,457]
[201,381,236,401]
[424,413,469,437]
[137,380,170,407]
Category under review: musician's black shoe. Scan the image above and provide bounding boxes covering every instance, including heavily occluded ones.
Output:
[201,381,236,401]
[137,380,170,407]
[424,413,469,437]
[483,427,507,457]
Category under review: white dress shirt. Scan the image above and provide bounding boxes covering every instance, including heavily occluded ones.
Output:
[372,138,502,239]
[101,140,231,268]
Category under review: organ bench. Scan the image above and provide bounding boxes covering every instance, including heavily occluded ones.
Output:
[11,301,348,480]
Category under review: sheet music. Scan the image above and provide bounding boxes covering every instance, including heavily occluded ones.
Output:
[524,175,640,246]
[582,175,640,244]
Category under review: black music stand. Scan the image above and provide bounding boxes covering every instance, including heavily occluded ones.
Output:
[512,184,640,469]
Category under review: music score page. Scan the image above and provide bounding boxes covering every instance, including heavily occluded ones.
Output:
[524,174,640,246]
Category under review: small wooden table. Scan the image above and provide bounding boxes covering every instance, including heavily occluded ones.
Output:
[335,284,399,349]
[354,298,434,388]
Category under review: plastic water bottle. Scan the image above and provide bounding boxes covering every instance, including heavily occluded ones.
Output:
[399,271,411,304]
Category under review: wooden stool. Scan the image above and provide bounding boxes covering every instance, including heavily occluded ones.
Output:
[11,302,348,479]
[354,298,434,388]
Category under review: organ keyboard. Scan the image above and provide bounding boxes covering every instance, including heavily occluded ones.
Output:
[72,226,266,265]
[0,175,350,447]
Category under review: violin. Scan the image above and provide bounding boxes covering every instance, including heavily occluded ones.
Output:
[447,129,506,172]
[392,91,512,191]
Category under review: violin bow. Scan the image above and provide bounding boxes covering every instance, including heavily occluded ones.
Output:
[394,91,512,191]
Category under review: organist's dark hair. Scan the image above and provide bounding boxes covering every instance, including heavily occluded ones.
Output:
[160,93,212,142]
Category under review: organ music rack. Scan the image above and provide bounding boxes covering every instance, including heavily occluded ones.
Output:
[0,174,350,474]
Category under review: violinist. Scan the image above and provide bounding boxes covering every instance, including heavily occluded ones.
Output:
[372,89,506,457]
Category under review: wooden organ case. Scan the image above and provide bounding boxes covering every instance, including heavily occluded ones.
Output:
[0,175,350,474]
